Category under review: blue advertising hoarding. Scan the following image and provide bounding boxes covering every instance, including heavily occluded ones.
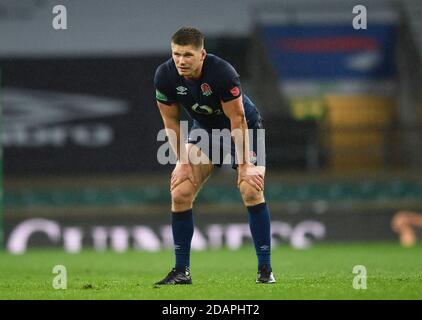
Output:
[262,24,397,80]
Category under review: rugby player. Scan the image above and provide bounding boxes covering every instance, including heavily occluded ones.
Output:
[154,27,275,285]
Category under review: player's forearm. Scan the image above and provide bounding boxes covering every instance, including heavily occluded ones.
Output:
[163,119,189,164]
[230,116,250,166]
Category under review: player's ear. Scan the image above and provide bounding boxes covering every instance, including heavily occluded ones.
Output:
[201,48,206,60]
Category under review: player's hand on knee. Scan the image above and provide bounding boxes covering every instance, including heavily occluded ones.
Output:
[392,211,413,232]
[237,163,264,192]
[170,163,197,191]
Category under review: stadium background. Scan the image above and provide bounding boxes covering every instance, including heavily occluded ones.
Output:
[1,0,422,257]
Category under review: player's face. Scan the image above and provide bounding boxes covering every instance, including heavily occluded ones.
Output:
[171,43,206,79]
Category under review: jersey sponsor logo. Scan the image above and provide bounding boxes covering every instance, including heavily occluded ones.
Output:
[191,103,213,115]
[200,83,212,96]
[230,86,240,97]
[191,103,222,115]
[155,89,168,101]
[176,86,188,95]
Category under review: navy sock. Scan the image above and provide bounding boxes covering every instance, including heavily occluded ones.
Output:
[172,209,194,271]
[247,202,272,270]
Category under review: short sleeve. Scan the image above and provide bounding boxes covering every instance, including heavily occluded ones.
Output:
[219,61,242,102]
[154,64,176,105]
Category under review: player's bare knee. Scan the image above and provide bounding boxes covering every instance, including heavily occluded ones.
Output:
[240,184,264,206]
[171,185,195,207]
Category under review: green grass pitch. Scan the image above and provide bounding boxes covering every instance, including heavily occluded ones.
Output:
[1,243,421,299]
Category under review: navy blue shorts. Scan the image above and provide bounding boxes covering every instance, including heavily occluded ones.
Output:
[187,119,266,169]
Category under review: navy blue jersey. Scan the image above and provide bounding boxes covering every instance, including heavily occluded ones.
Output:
[154,54,261,130]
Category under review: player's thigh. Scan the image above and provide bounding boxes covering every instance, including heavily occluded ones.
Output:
[237,165,266,181]
[171,144,213,201]
[187,143,214,195]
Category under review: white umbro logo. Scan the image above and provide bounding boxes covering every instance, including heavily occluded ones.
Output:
[260,245,270,251]
[176,86,188,95]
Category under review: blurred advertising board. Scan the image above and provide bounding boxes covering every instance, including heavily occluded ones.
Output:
[2,57,167,175]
